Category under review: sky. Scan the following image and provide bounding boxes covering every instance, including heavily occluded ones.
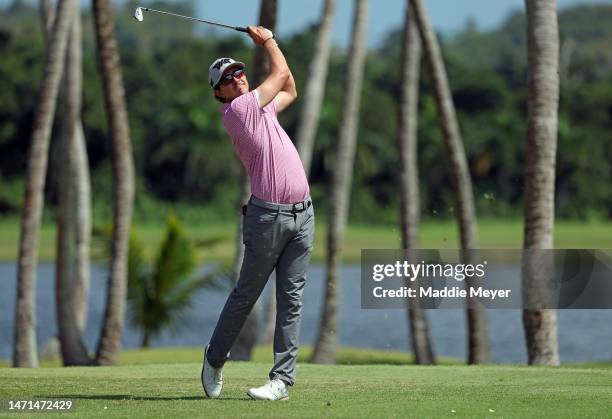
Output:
[194,0,612,47]
[3,0,612,48]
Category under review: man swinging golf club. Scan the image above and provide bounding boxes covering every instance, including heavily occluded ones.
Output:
[202,26,314,401]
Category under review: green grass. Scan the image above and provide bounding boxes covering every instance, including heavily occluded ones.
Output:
[0,346,460,369]
[3,346,609,369]
[1,347,610,417]
[1,360,611,418]
[1,218,611,263]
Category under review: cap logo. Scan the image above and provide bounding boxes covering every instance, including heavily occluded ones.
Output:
[213,58,231,70]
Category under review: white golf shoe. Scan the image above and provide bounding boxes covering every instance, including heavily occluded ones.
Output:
[201,345,223,398]
[247,378,289,401]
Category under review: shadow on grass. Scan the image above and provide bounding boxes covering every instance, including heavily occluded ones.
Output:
[44,395,252,401]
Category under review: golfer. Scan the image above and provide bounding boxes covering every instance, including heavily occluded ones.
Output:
[201,26,314,401]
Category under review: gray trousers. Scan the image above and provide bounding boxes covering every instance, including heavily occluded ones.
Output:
[207,196,315,386]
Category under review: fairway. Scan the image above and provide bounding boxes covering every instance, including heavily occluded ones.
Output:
[1,362,611,418]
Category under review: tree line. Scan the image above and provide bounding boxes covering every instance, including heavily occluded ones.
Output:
[1,1,611,223]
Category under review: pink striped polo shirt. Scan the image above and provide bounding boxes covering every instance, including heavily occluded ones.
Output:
[221,90,310,204]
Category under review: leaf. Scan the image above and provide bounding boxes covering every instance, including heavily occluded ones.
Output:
[152,215,197,296]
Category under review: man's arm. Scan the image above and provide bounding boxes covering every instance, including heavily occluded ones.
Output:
[274,70,297,113]
[248,26,297,111]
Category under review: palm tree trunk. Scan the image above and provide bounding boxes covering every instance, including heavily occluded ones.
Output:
[410,0,490,364]
[230,0,278,360]
[92,0,135,366]
[41,0,92,336]
[261,271,276,345]
[72,121,92,335]
[56,3,90,366]
[522,0,560,366]
[13,0,75,368]
[295,0,336,176]
[396,2,435,365]
[141,330,150,348]
[39,0,54,46]
[311,0,368,364]
[253,0,278,345]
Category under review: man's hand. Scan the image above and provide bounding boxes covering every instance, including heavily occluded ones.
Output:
[250,25,296,110]
[248,26,275,46]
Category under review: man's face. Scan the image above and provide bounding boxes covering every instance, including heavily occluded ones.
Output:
[214,66,249,103]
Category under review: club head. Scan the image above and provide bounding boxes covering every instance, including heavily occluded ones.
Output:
[134,7,144,22]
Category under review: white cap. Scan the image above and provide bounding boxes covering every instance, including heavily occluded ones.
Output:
[208,58,246,88]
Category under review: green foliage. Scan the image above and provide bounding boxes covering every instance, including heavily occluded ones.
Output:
[0,176,24,214]
[1,2,612,223]
[92,215,230,346]
[126,215,229,345]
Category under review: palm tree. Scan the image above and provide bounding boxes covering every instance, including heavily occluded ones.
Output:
[410,0,490,364]
[40,0,91,336]
[55,1,90,365]
[311,0,368,364]
[92,0,135,366]
[230,0,278,360]
[522,0,560,366]
[396,2,435,365]
[126,217,226,347]
[40,0,92,337]
[13,0,75,368]
[295,0,336,176]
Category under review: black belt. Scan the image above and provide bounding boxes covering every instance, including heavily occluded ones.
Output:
[249,195,312,212]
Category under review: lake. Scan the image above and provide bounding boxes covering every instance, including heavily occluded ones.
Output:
[1,263,611,363]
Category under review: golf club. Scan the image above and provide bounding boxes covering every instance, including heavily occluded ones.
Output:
[134,6,249,34]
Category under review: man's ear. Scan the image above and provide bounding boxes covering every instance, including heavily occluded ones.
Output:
[213,88,226,104]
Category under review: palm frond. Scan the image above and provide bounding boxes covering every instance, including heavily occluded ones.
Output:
[152,215,197,296]
[159,266,233,330]
[122,216,232,344]
[126,232,150,328]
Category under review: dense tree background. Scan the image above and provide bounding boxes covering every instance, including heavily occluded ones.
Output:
[1,1,611,224]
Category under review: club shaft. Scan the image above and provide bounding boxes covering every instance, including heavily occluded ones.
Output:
[142,7,247,32]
